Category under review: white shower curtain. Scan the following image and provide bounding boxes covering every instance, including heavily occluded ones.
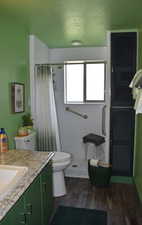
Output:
[34,64,61,152]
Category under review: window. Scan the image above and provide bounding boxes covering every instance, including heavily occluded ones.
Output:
[64,61,105,104]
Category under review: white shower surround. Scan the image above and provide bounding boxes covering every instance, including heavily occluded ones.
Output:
[49,47,110,178]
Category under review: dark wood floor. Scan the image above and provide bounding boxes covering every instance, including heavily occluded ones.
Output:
[54,177,142,225]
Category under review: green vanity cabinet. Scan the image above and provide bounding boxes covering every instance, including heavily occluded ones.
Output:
[1,196,25,225]
[0,161,53,225]
[40,162,54,225]
[24,175,42,225]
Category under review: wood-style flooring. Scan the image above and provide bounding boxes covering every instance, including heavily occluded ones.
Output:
[54,177,142,225]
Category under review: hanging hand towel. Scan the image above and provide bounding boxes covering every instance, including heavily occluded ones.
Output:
[134,89,142,114]
[129,69,142,100]
[132,87,139,100]
[129,69,142,89]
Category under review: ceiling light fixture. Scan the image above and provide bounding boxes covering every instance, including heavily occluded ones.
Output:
[71,40,82,46]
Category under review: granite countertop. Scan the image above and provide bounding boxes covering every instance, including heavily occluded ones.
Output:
[0,149,54,221]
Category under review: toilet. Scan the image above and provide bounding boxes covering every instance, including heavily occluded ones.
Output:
[14,134,71,197]
[52,152,71,197]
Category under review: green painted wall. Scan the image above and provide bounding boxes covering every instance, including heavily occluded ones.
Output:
[134,32,142,202]
[134,115,142,201]
[0,11,29,149]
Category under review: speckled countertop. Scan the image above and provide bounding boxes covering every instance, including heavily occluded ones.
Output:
[0,150,54,221]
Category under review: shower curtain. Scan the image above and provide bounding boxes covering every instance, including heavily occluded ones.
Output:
[34,64,61,152]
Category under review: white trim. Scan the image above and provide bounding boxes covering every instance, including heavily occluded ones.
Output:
[29,35,36,120]
[64,61,106,104]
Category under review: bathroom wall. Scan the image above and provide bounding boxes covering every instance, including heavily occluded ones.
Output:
[0,10,29,148]
[49,47,108,177]
[134,115,142,201]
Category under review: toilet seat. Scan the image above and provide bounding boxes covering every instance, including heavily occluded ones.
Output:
[52,152,71,163]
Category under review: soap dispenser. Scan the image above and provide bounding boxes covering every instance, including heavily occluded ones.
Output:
[0,128,9,152]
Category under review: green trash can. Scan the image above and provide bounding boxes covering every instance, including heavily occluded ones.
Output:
[88,160,111,187]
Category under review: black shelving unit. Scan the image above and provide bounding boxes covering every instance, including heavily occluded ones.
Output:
[110,32,137,176]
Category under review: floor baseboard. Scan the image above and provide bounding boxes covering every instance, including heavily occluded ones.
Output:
[111,176,133,184]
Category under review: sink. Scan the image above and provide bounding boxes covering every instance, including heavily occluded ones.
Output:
[0,165,28,199]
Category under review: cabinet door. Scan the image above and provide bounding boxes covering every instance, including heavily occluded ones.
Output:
[0,216,9,225]
[24,176,42,225]
[40,162,54,225]
[110,108,135,176]
[1,196,25,225]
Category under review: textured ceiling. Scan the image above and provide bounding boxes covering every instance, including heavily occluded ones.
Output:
[1,0,142,47]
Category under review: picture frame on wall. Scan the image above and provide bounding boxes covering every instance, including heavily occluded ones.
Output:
[11,82,25,113]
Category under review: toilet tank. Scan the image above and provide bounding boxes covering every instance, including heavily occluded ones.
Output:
[14,132,36,151]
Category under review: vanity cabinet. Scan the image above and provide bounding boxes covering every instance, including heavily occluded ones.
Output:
[24,175,42,225]
[0,161,53,225]
[41,162,53,225]
[0,196,25,225]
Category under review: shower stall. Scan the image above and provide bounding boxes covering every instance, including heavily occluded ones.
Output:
[29,36,110,178]
[52,64,110,178]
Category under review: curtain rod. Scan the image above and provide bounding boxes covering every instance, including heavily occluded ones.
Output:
[35,60,107,67]
[35,63,64,66]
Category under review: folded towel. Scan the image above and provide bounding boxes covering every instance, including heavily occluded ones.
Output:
[90,159,99,167]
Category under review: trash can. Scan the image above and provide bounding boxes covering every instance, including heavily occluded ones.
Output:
[88,160,111,187]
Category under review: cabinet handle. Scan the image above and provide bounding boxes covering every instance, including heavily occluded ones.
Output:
[20,212,27,224]
[43,182,47,192]
[26,203,32,215]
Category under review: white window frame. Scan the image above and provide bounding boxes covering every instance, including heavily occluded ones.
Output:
[64,61,106,104]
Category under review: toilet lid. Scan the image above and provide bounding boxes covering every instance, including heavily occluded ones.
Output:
[52,152,71,163]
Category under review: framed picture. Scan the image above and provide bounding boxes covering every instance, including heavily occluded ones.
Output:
[11,83,25,113]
